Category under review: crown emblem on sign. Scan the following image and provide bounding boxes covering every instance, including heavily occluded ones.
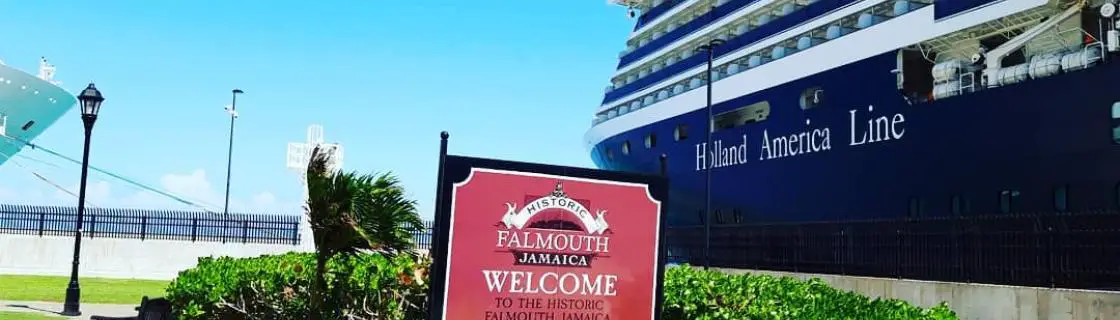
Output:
[550,182,568,198]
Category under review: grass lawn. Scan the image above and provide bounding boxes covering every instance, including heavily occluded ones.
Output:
[0,311,64,320]
[0,275,168,304]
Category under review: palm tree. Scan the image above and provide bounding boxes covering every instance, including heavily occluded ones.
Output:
[304,146,361,319]
[302,145,424,318]
[351,173,424,255]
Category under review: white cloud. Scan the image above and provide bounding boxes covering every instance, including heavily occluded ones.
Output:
[160,169,221,207]
[0,187,16,202]
[251,192,278,208]
[40,169,298,214]
[0,184,47,205]
[53,180,112,207]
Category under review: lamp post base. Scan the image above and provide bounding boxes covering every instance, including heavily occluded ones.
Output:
[60,286,81,316]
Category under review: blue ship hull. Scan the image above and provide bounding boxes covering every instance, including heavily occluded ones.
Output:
[591,51,1120,226]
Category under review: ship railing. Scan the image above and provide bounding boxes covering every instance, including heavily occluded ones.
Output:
[1086,41,1106,64]
[958,72,975,96]
[938,35,1106,99]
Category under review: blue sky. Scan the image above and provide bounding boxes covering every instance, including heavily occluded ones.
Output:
[0,1,632,219]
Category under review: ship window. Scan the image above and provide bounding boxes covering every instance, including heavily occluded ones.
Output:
[1112,102,1120,144]
[907,197,923,217]
[950,195,963,215]
[21,120,34,131]
[645,134,657,148]
[799,87,824,110]
[999,189,1018,214]
[1053,185,1068,212]
[1116,183,1120,209]
[606,148,614,161]
[712,101,770,133]
[674,124,689,141]
[622,141,631,155]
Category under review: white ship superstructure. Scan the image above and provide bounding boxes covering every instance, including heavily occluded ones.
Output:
[0,57,79,166]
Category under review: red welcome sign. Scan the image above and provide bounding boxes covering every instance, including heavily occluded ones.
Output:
[437,167,663,320]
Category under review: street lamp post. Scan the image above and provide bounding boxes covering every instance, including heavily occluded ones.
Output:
[222,89,243,242]
[696,38,724,270]
[61,83,104,316]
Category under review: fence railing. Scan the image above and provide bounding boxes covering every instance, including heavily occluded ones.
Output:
[0,204,302,245]
[665,210,1120,290]
[412,220,434,250]
[0,204,439,249]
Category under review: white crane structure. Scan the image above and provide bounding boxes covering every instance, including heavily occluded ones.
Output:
[286,124,344,251]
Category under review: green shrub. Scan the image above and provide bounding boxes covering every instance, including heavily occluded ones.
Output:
[165,252,428,320]
[166,254,957,320]
[660,265,958,320]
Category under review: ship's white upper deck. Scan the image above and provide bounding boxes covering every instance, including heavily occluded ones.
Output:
[610,0,856,90]
[629,0,703,36]
[0,58,79,167]
[586,0,1067,150]
[602,0,912,114]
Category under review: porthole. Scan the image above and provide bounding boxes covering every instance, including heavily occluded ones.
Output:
[907,197,922,217]
[622,141,631,155]
[674,124,689,141]
[1112,102,1120,144]
[645,134,657,148]
[1116,183,1120,209]
[950,195,963,216]
[999,189,1019,214]
[1053,185,1068,212]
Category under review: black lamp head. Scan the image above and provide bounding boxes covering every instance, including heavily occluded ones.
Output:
[696,39,727,53]
[233,89,244,95]
[77,83,104,117]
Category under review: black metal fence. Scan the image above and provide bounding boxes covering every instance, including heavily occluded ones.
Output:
[412,220,435,250]
[0,204,439,249]
[0,204,302,245]
[665,210,1120,290]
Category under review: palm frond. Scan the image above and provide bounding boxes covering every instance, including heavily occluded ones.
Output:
[351,172,423,255]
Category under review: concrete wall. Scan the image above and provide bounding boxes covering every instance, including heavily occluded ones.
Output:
[0,234,311,280]
[716,268,1120,320]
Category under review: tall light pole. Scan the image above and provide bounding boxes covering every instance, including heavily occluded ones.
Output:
[222,89,243,242]
[697,38,724,270]
[61,83,104,316]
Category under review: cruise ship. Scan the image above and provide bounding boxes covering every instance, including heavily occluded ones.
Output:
[584,0,1120,225]
[0,58,79,166]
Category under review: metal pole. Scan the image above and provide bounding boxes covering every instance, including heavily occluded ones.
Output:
[222,89,242,242]
[702,39,722,270]
[427,131,450,320]
[62,115,95,316]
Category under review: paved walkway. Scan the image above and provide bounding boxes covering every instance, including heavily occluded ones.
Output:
[0,300,138,319]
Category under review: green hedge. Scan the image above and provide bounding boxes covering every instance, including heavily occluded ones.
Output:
[166,253,957,320]
[661,266,957,320]
[165,252,428,320]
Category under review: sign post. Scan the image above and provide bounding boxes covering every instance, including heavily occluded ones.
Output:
[427,132,669,320]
